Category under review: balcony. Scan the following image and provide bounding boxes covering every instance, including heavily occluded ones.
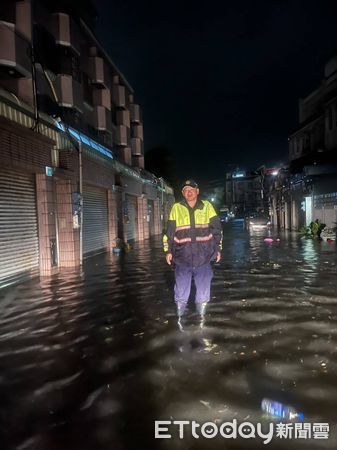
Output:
[131,137,143,156]
[51,13,80,55]
[130,103,141,123]
[116,110,130,127]
[54,74,82,111]
[16,1,32,41]
[132,124,143,140]
[93,87,111,110]
[97,130,112,148]
[88,56,110,88]
[117,146,132,166]
[115,125,128,146]
[93,106,112,133]
[112,85,126,108]
[132,155,144,169]
[0,23,31,78]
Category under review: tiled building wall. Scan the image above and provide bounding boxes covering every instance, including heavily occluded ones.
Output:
[153,198,162,235]
[136,197,149,241]
[108,191,118,249]
[36,174,57,275]
[55,179,80,267]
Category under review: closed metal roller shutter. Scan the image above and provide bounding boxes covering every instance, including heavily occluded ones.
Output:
[0,169,39,287]
[148,200,154,236]
[83,186,109,256]
[125,194,137,242]
[116,192,124,240]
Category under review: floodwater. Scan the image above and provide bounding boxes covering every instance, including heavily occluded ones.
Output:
[1,222,337,450]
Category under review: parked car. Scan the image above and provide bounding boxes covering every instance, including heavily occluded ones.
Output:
[245,214,271,231]
[219,211,228,222]
[320,227,336,242]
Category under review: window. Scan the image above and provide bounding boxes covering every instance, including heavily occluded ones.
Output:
[56,47,81,82]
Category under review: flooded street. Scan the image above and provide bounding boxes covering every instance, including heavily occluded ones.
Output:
[1,222,337,450]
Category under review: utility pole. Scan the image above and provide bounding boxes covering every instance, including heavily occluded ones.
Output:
[62,125,83,266]
[78,139,83,266]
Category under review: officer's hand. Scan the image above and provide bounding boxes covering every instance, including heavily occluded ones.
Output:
[216,251,221,263]
[166,253,173,265]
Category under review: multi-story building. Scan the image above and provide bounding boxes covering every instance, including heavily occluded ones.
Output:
[0,0,174,287]
[270,54,337,230]
[224,168,266,216]
[202,178,224,208]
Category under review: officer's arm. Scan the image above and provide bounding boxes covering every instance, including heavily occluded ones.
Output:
[163,205,176,253]
[208,205,223,252]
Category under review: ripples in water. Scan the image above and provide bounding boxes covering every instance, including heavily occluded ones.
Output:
[0,226,337,449]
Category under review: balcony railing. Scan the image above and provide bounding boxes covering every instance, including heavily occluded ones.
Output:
[115,125,128,146]
[88,56,111,88]
[112,85,126,108]
[93,87,111,110]
[130,103,141,123]
[93,105,112,133]
[51,13,80,55]
[131,137,143,156]
[132,124,143,140]
[116,109,130,127]
[0,22,31,78]
[54,75,82,111]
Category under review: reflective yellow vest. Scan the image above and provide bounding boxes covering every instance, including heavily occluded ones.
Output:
[163,199,222,267]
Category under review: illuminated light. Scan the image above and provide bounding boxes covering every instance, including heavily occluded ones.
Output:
[232,171,245,178]
[54,120,113,159]
[211,197,215,202]
[45,166,53,176]
[69,127,113,159]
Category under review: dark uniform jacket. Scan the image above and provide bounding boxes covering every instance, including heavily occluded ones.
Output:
[163,199,222,267]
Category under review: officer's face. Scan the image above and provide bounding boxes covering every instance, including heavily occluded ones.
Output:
[182,187,199,202]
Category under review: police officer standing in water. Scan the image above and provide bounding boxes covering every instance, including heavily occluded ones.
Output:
[163,180,222,328]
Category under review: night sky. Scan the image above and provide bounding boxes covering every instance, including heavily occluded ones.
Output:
[95,0,337,182]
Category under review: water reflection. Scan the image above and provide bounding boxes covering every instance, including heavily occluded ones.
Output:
[0,226,337,449]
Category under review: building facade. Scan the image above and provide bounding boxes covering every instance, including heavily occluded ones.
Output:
[270,54,337,230]
[224,169,266,216]
[0,0,174,287]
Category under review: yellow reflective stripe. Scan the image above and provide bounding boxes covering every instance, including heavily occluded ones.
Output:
[195,233,213,242]
[176,225,191,231]
[174,236,192,244]
[163,234,169,252]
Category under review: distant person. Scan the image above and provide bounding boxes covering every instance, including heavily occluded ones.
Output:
[163,180,222,328]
